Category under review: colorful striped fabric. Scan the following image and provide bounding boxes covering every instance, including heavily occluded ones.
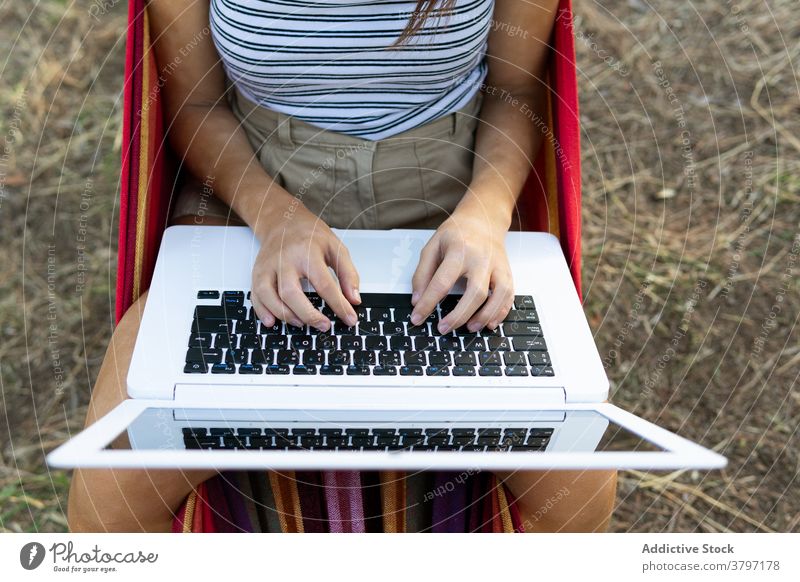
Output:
[119,0,582,533]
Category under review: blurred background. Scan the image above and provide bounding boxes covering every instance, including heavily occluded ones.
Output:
[0,0,797,532]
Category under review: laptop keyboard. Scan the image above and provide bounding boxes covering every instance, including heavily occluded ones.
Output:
[184,291,554,378]
[182,426,554,452]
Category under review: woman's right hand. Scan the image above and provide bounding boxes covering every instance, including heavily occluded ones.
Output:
[249,205,361,332]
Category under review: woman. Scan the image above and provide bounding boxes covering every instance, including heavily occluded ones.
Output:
[67,0,617,532]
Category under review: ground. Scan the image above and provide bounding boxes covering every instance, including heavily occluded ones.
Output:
[0,0,797,532]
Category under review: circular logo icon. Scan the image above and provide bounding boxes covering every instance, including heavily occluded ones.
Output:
[20,542,46,570]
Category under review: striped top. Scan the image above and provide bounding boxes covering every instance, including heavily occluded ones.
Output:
[210,0,493,140]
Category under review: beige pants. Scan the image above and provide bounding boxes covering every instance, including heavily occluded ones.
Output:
[171,87,484,229]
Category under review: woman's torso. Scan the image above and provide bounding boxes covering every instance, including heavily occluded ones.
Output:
[209,0,494,140]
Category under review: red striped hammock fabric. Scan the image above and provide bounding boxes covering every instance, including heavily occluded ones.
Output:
[117,0,583,533]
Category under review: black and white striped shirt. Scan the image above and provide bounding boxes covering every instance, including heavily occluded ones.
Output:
[210,0,493,140]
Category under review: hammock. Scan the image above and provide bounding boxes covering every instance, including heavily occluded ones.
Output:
[117,0,583,533]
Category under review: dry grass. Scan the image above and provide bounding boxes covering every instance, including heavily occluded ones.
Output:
[0,0,797,532]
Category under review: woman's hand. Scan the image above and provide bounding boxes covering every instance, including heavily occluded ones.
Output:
[250,205,361,332]
[410,208,514,334]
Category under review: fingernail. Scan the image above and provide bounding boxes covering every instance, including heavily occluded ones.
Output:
[316,319,330,332]
[352,288,361,303]
[410,313,422,326]
[488,321,498,330]
[347,313,358,327]
[291,318,303,328]
[411,291,420,304]
[438,322,450,334]
[468,322,481,332]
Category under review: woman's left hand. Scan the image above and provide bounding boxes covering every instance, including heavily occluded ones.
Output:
[410,209,514,334]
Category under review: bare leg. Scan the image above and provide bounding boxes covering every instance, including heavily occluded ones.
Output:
[497,469,618,532]
[67,215,230,532]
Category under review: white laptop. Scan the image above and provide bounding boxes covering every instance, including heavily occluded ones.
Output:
[47,225,726,471]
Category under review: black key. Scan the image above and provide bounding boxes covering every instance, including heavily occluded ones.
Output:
[197,290,220,299]
[209,427,235,437]
[427,436,449,446]
[365,336,388,350]
[413,445,434,451]
[355,307,369,322]
[372,429,397,437]
[265,335,287,349]
[222,290,245,306]
[316,333,337,350]
[502,430,527,446]
[503,352,527,366]
[320,364,343,375]
[462,336,486,351]
[188,332,213,348]
[440,295,461,313]
[503,322,542,336]
[452,428,475,437]
[319,428,343,437]
[478,428,502,438]
[514,295,536,309]
[260,321,283,334]
[340,335,362,350]
[183,427,208,437]
[346,365,371,375]
[461,445,486,452]
[345,429,370,437]
[425,428,449,436]
[239,363,263,374]
[236,319,257,334]
[528,351,551,365]
[299,436,324,448]
[379,350,401,366]
[398,428,424,437]
[504,310,538,323]
[377,436,401,447]
[413,336,437,351]
[237,428,262,437]
[359,321,381,336]
[454,352,477,366]
[504,366,528,376]
[334,322,357,335]
[193,319,233,334]
[526,437,549,447]
[326,437,348,448]
[276,349,299,365]
[452,365,476,376]
[353,351,376,365]
[513,337,547,351]
[195,305,246,320]
[225,348,248,364]
[329,350,350,365]
[183,362,208,374]
[214,333,237,349]
[265,364,290,375]
[251,349,273,365]
[293,365,317,375]
[438,336,461,351]
[373,365,397,376]
[478,325,503,337]
[390,336,412,351]
[239,333,261,349]
[403,351,426,366]
[479,366,502,377]
[478,352,502,366]
[530,428,554,437]
[400,365,423,376]
[265,428,290,438]
[383,321,405,336]
[407,324,429,336]
[487,337,512,351]
[437,444,459,451]
[395,308,412,322]
[477,436,501,447]
[511,445,545,452]
[359,293,412,308]
[305,292,323,307]
[426,365,450,376]
[303,350,325,365]
[369,307,392,323]
[428,351,452,366]
[530,365,555,377]
[286,323,306,335]
[351,436,372,448]
[291,335,313,350]
[185,347,222,364]
[211,362,235,374]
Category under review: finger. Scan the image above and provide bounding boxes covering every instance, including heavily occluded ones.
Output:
[466,271,514,331]
[325,241,362,308]
[277,264,333,331]
[256,272,303,328]
[411,242,440,306]
[250,291,276,328]
[308,260,358,328]
[411,253,464,327]
[438,267,491,333]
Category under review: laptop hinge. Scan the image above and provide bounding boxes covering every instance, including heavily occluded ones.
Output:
[174,384,566,409]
